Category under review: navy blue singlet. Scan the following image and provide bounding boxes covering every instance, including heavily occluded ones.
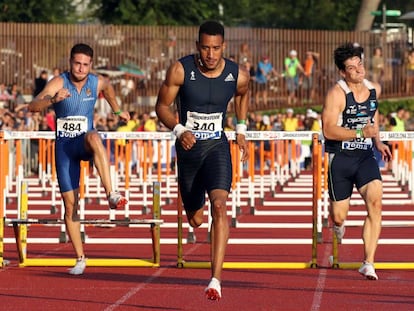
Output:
[176,55,239,211]
[326,79,382,201]
[325,79,377,154]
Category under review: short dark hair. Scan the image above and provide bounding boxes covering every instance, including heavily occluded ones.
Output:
[334,42,363,71]
[70,43,94,59]
[198,21,224,41]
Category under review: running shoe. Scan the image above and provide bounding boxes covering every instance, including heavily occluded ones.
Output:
[333,222,345,243]
[358,262,378,280]
[205,277,221,301]
[108,191,128,210]
[68,256,87,275]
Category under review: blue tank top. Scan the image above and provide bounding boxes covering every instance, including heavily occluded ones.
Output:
[177,55,238,140]
[54,72,98,139]
[325,79,377,153]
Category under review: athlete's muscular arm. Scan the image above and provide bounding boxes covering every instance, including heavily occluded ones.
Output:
[371,83,392,160]
[155,61,183,129]
[28,76,67,112]
[155,61,195,148]
[234,66,250,161]
[322,84,348,140]
[234,67,249,124]
[98,75,130,122]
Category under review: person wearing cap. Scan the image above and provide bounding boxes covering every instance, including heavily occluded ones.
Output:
[282,108,298,131]
[284,49,304,105]
[322,42,391,281]
[302,109,320,169]
[255,54,278,108]
[144,110,158,131]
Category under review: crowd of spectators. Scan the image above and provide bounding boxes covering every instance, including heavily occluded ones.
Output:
[0,71,411,176]
[0,84,411,137]
[2,41,414,178]
[1,41,413,136]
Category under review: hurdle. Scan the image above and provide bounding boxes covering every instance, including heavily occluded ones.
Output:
[328,131,414,270]
[0,131,6,266]
[6,180,163,268]
[176,132,320,269]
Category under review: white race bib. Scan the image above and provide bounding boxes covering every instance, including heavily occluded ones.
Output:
[185,111,223,140]
[56,116,88,138]
[341,137,372,151]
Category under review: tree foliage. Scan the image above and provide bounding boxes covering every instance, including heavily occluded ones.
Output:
[0,0,77,23]
[1,0,414,30]
[88,0,222,25]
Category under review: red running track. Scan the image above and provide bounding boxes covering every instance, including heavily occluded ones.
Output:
[2,171,414,310]
[2,226,414,310]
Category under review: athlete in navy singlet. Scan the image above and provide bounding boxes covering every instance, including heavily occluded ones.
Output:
[29,43,130,275]
[322,43,391,280]
[155,21,250,301]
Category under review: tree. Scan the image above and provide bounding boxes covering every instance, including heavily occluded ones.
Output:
[355,0,381,31]
[1,0,413,31]
[0,0,78,23]
[87,0,363,30]
[89,0,222,25]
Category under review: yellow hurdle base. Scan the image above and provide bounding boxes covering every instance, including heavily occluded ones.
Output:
[20,258,159,268]
[333,262,414,270]
[180,261,314,269]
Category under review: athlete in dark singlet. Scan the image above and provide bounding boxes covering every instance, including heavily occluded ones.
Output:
[29,43,130,275]
[322,42,391,280]
[155,21,250,301]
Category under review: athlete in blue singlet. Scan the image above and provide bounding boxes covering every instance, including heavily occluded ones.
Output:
[322,42,391,280]
[29,43,130,275]
[155,21,250,301]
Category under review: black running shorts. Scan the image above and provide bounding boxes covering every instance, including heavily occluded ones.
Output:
[327,150,382,201]
[176,135,232,212]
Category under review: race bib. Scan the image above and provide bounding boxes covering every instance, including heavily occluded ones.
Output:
[185,111,223,140]
[56,116,88,138]
[341,137,372,151]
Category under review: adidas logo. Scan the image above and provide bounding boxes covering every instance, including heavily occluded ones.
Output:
[224,73,235,82]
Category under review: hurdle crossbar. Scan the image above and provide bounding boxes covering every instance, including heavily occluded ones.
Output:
[181,261,313,269]
[9,181,163,268]
[330,261,414,270]
[330,229,414,270]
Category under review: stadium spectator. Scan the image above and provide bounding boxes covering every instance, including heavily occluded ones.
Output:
[284,50,304,105]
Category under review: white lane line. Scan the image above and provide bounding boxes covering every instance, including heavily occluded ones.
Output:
[103,243,202,310]
[310,243,331,311]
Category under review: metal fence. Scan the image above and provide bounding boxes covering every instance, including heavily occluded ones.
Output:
[0,22,410,113]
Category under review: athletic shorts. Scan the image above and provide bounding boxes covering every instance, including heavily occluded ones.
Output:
[255,81,267,92]
[285,76,298,92]
[176,135,232,212]
[327,150,381,201]
[55,134,93,193]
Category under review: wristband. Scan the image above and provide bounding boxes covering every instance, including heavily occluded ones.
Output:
[237,119,246,124]
[236,123,247,136]
[113,110,122,115]
[173,123,187,139]
[356,128,363,139]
